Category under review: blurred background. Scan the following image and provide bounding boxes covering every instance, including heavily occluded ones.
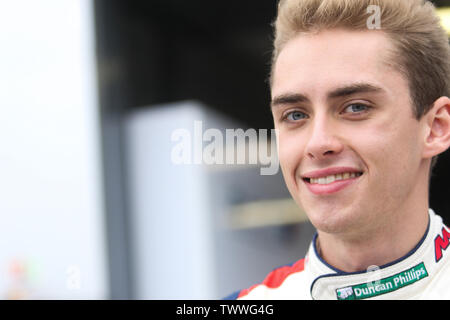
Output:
[0,0,448,299]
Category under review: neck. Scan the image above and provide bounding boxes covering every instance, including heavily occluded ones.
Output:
[316,169,430,273]
[316,211,429,273]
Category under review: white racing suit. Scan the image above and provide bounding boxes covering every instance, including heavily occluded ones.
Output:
[234,209,450,300]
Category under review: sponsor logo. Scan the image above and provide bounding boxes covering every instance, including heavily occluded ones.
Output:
[336,262,428,300]
[336,287,354,300]
[434,227,450,262]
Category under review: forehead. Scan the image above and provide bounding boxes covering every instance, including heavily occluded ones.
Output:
[271,29,400,99]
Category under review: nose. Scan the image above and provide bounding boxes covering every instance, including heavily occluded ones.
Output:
[305,115,344,160]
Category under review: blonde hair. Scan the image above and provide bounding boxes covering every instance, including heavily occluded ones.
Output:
[271,0,450,120]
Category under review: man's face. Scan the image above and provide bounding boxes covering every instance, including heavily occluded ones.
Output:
[271,29,429,236]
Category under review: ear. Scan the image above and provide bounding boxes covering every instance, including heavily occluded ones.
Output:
[422,96,450,159]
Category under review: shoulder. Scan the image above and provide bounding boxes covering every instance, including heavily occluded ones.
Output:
[230,258,307,300]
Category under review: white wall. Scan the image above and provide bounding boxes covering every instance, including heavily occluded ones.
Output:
[126,102,217,299]
[0,0,108,298]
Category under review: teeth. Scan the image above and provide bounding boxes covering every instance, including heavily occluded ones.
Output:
[309,172,361,185]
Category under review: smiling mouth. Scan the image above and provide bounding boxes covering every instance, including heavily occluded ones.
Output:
[303,172,363,185]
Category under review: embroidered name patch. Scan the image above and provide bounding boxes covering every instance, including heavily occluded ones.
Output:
[336,262,428,300]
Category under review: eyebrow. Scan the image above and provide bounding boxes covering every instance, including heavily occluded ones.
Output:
[270,83,384,109]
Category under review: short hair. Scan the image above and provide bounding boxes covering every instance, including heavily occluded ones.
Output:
[270,0,450,168]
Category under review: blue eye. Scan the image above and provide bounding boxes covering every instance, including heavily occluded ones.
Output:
[286,111,307,121]
[344,104,369,114]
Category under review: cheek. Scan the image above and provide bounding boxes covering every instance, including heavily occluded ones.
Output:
[277,131,305,183]
[359,120,423,182]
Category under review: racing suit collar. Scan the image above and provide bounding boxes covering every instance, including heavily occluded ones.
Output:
[308,209,438,300]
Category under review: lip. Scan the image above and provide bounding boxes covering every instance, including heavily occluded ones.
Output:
[301,167,363,195]
[302,167,362,179]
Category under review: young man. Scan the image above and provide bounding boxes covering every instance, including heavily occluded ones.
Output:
[230,0,450,300]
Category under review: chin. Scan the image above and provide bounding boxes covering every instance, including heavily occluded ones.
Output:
[304,204,359,235]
